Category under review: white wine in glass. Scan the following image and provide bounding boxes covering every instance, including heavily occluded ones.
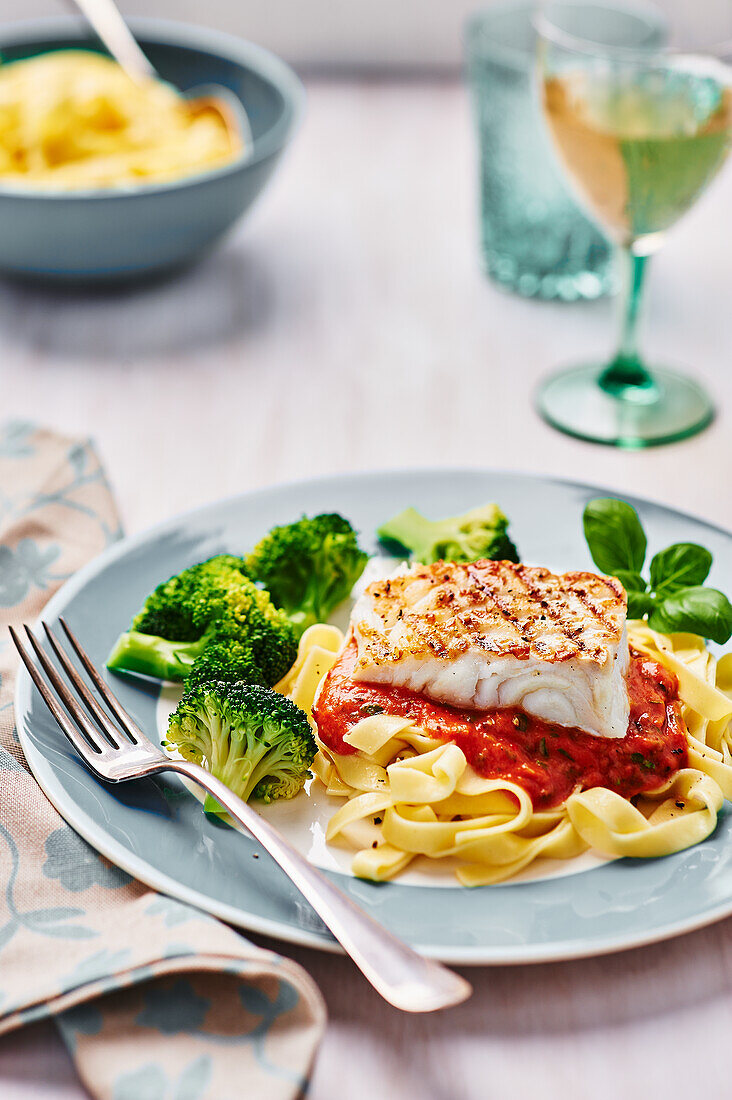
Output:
[536,3,732,447]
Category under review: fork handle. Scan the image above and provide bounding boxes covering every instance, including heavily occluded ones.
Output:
[64,0,157,82]
[168,760,471,1013]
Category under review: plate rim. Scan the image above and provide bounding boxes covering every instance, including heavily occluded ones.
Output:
[15,464,732,965]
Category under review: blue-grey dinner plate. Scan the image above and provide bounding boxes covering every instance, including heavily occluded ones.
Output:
[14,469,732,964]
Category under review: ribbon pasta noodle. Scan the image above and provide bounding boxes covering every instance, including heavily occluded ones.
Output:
[279,622,732,885]
[0,52,242,190]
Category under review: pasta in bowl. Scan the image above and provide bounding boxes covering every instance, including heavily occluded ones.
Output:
[0,50,243,190]
[0,19,303,280]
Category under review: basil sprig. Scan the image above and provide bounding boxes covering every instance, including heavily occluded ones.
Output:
[582,498,732,644]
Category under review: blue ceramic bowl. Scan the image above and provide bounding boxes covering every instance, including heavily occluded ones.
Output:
[0,18,305,282]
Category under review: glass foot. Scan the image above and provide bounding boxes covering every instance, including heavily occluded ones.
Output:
[536,364,714,448]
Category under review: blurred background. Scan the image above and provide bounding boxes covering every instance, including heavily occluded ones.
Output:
[9,0,730,67]
[1,0,730,521]
[3,0,482,70]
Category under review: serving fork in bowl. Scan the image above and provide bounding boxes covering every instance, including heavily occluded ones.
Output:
[10,618,472,1013]
[67,0,251,146]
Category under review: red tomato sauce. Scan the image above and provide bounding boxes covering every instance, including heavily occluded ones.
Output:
[312,640,688,810]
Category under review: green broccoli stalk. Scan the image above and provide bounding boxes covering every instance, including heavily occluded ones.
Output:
[166,680,316,809]
[107,556,297,687]
[106,630,209,682]
[245,513,368,638]
[377,504,519,564]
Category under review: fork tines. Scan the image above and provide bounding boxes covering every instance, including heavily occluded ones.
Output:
[10,619,154,777]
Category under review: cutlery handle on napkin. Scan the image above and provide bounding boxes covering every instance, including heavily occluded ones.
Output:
[171,760,471,1013]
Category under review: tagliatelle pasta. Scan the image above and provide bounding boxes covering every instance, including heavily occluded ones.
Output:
[279,622,732,885]
[0,51,242,190]
[274,623,345,717]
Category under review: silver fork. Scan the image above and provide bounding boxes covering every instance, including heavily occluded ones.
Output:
[10,619,472,1013]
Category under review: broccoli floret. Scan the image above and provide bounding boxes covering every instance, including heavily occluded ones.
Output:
[132,555,247,640]
[377,504,519,564]
[107,556,297,686]
[166,680,316,806]
[245,513,368,637]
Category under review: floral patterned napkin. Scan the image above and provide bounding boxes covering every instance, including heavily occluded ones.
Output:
[0,423,325,1100]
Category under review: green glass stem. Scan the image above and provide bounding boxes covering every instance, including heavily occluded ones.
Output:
[599,248,658,399]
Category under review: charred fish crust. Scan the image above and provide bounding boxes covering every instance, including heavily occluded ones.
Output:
[563,574,626,645]
[349,558,631,739]
[508,566,594,655]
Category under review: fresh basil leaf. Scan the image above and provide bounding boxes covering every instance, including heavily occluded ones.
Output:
[612,570,652,618]
[649,542,712,596]
[648,586,732,644]
[583,498,647,575]
[627,591,656,619]
[614,570,646,593]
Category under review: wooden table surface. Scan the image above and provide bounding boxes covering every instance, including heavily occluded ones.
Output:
[2,78,732,1099]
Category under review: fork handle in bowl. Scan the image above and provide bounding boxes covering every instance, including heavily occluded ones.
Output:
[168,759,472,1013]
[64,0,157,83]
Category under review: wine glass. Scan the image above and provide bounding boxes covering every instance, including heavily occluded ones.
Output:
[535,1,732,447]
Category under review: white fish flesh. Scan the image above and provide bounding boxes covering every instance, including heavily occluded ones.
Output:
[349,559,630,739]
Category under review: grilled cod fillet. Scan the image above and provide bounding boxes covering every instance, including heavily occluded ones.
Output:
[350,559,630,739]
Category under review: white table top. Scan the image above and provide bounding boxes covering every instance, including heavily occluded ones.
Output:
[2,77,732,1099]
